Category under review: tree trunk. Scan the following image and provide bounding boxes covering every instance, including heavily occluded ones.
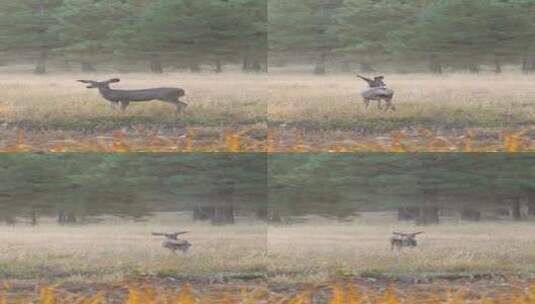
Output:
[313,53,326,75]
[416,207,439,225]
[468,64,480,74]
[255,207,268,221]
[460,208,481,221]
[58,210,77,224]
[250,59,262,72]
[189,62,201,73]
[58,210,66,224]
[511,199,522,221]
[34,49,47,74]
[30,211,38,226]
[429,54,442,74]
[211,206,235,225]
[242,56,249,71]
[193,206,215,221]
[528,201,535,215]
[150,55,163,74]
[3,215,16,226]
[269,211,282,223]
[215,59,222,73]
[66,212,77,223]
[397,206,419,221]
[494,58,502,74]
[522,53,530,74]
[81,61,96,72]
[359,62,374,73]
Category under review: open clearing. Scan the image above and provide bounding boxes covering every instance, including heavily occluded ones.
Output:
[268,73,535,131]
[0,73,266,130]
[3,214,535,302]
[2,73,535,151]
[3,214,535,283]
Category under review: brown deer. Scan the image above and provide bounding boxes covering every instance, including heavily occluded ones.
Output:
[152,231,191,253]
[357,74,395,111]
[77,78,187,112]
[390,231,423,250]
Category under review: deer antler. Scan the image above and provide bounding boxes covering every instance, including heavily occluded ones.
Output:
[393,231,424,237]
[152,231,188,239]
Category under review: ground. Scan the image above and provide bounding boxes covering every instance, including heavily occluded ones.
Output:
[2,72,535,151]
[2,213,535,302]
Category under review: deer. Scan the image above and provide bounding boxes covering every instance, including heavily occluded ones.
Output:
[357,74,395,112]
[152,231,192,253]
[77,78,187,112]
[390,231,423,250]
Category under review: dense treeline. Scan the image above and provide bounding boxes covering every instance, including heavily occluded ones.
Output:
[269,0,535,74]
[0,154,267,225]
[0,0,266,74]
[269,154,535,223]
[3,154,535,226]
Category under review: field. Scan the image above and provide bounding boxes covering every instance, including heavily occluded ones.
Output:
[0,72,267,152]
[3,72,535,151]
[3,213,535,302]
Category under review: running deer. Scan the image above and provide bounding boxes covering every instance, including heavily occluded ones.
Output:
[77,78,187,112]
[152,231,192,253]
[357,74,395,111]
[390,231,423,250]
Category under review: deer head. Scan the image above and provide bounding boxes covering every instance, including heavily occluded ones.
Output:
[77,78,120,89]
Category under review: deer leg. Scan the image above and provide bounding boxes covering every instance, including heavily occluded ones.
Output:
[120,101,130,111]
[109,101,119,111]
[383,99,392,112]
[175,100,188,113]
[363,99,370,110]
[377,100,383,110]
[161,99,187,113]
[386,95,395,112]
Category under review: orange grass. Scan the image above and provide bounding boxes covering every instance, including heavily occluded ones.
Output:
[0,126,534,152]
[2,281,535,303]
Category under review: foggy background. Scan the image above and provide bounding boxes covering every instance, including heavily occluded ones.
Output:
[0,0,267,74]
[3,1,534,75]
[269,0,535,74]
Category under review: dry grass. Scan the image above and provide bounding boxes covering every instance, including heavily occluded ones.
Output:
[3,72,535,151]
[267,73,535,131]
[268,214,535,283]
[3,213,535,285]
[0,214,267,284]
[5,214,535,302]
[2,72,535,132]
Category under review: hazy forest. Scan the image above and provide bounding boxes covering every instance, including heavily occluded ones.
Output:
[0,0,266,74]
[2,0,535,74]
[3,154,535,301]
[270,0,535,74]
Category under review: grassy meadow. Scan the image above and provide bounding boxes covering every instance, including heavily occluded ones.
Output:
[2,71,535,132]
[267,72,535,131]
[2,71,535,151]
[3,213,535,284]
[0,214,267,284]
[0,72,266,130]
[4,213,535,302]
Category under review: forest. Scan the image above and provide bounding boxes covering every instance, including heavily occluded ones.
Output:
[270,0,535,74]
[269,154,535,223]
[3,0,535,74]
[0,0,267,74]
[4,154,535,226]
[0,153,267,225]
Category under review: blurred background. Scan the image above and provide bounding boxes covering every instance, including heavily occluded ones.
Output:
[0,0,267,74]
